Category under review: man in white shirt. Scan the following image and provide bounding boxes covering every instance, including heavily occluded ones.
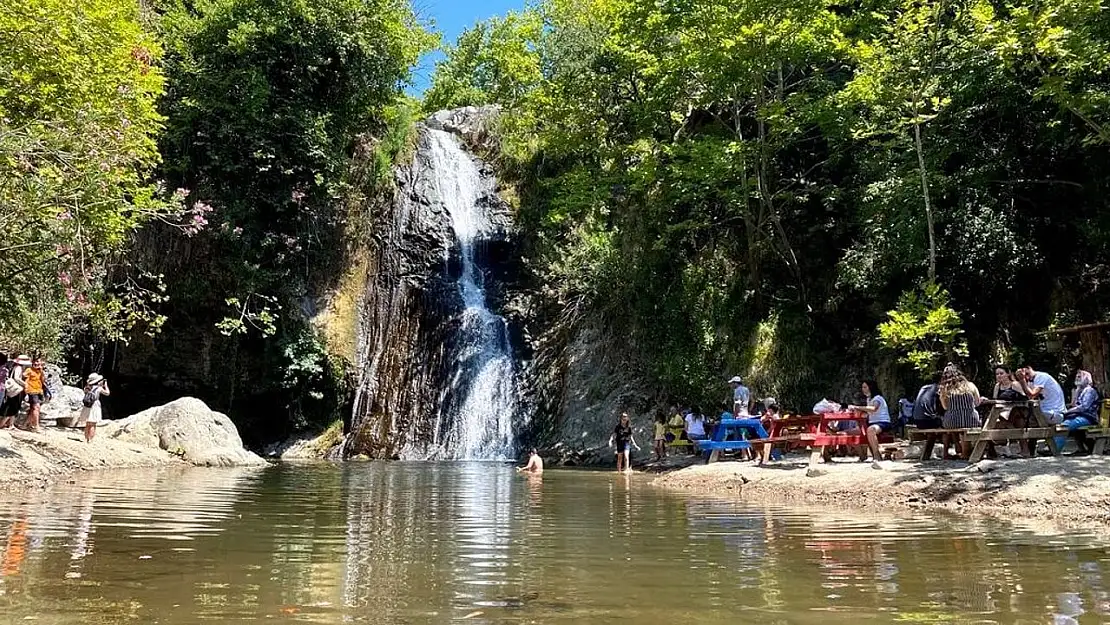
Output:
[1018,366,1066,423]
[729,376,751,416]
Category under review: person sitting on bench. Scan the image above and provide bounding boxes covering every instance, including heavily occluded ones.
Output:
[1063,370,1100,456]
[912,381,944,430]
[846,380,892,470]
[938,364,982,460]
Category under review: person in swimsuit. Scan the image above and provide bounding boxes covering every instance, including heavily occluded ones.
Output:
[608,413,640,473]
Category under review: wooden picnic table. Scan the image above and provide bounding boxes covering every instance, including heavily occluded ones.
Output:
[807,412,894,466]
[695,418,769,464]
[965,400,1060,463]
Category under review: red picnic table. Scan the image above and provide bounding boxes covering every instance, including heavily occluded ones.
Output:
[806,412,895,466]
[752,415,823,463]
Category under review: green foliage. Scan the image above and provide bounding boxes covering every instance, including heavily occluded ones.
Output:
[279,328,347,431]
[428,0,1110,407]
[129,0,433,437]
[423,11,542,112]
[878,283,968,375]
[0,0,173,355]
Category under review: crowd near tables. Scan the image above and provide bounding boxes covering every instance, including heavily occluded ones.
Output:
[648,371,1110,469]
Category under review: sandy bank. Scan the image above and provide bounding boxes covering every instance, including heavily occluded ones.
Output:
[653,456,1110,527]
[0,427,183,490]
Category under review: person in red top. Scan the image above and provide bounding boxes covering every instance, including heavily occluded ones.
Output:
[22,356,46,432]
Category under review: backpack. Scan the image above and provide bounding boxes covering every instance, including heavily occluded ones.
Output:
[3,364,21,398]
[81,387,99,408]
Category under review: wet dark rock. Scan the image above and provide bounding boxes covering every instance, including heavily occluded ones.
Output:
[343,109,523,459]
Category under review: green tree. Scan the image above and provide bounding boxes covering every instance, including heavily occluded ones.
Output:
[423,11,543,112]
[0,0,173,355]
[125,0,434,436]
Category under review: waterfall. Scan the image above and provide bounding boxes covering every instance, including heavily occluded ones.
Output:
[425,129,518,460]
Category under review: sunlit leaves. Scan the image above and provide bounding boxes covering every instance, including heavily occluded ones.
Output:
[878,283,968,374]
[0,0,168,353]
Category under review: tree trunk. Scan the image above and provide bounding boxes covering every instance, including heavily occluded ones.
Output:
[1079,329,1109,391]
[913,122,937,282]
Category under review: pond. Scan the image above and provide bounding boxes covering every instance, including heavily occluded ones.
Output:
[0,463,1106,624]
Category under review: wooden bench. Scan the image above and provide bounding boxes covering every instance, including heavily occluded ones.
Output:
[1055,424,1110,455]
[804,412,899,465]
[908,427,975,461]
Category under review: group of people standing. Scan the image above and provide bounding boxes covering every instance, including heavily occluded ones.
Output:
[1,353,49,433]
[0,352,111,443]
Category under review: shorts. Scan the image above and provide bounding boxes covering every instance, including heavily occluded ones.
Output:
[616,441,631,453]
[2,394,22,417]
[26,393,44,407]
[869,421,893,433]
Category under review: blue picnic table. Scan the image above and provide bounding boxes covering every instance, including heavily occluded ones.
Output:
[695,418,770,463]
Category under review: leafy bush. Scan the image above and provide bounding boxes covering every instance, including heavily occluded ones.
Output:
[878,283,968,375]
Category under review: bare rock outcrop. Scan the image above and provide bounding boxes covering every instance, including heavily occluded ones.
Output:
[102,397,265,467]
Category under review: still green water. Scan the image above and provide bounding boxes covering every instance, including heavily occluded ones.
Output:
[0,463,1106,624]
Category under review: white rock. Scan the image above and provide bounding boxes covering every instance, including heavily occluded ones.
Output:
[101,398,265,467]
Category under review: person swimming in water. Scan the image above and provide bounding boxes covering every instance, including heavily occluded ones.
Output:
[518,448,544,474]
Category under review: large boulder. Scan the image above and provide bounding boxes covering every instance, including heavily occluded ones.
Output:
[101,398,266,467]
[40,385,85,426]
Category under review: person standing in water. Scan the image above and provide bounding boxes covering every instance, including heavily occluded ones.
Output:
[80,373,110,443]
[609,412,640,473]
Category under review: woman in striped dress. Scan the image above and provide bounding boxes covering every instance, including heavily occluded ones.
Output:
[939,364,982,460]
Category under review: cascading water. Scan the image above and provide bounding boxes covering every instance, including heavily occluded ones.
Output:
[425,129,518,460]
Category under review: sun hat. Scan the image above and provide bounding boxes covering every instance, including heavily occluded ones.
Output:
[87,373,104,385]
[764,397,778,407]
[728,376,743,384]
[15,355,31,367]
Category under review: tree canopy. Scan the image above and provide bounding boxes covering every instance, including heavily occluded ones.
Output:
[429,0,1110,406]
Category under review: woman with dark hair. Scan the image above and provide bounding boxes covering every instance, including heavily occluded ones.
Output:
[846,379,892,469]
[608,413,641,473]
[993,365,1026,401]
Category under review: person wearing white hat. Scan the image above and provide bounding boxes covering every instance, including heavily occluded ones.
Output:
[80,373,110,443]
[728,376,751,416]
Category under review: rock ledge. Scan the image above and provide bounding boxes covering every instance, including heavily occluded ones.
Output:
[102,398,265,467]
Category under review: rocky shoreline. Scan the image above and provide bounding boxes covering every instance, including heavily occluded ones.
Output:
[0,397,266,492]
[651,454,1110,528]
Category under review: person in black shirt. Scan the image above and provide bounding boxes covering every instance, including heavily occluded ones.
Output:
[912,383,944,429]
[608,412,641,473]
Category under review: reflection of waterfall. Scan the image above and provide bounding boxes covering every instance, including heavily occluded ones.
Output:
[452,463,515,610]
[426,130,518,461]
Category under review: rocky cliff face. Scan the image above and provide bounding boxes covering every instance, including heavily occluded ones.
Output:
[343,107,522,459]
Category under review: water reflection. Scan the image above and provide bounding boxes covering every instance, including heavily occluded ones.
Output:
[0,464,1108,624]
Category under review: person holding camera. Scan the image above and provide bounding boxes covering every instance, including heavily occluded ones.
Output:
[80,373,110,443]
